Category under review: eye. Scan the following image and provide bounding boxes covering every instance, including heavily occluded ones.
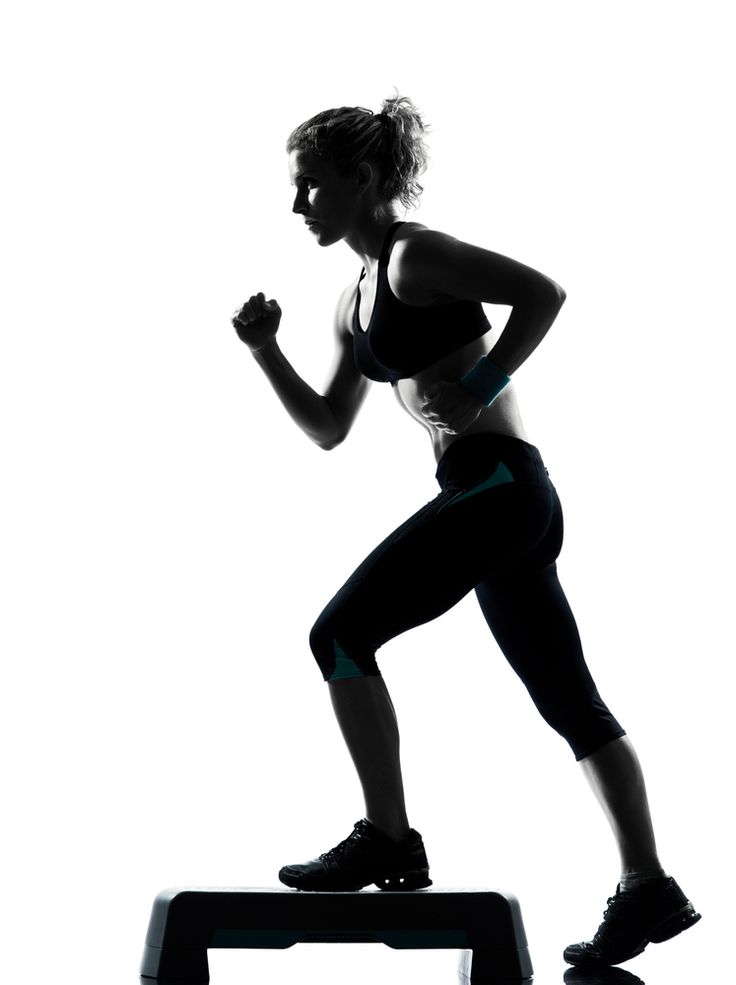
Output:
[292,177,317,192]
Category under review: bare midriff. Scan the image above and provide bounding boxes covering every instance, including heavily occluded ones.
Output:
[351,221,532,464]
[392,334,532,463]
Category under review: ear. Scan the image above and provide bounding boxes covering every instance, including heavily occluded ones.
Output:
[355,160,377,195]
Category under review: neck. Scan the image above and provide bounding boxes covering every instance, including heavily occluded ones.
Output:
[347,214,402,275]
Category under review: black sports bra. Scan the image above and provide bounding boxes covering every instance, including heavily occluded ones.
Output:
[352,220,492,384]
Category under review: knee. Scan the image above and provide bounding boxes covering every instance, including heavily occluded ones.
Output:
[572,728,628,762]
[308,618,337,680]
[525,686,626,761]
[308,617,380,683]
[546,706,626,762]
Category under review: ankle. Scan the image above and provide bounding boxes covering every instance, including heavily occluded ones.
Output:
[367,817,411,842]
[621,859,665,878]
[620,867,667,893]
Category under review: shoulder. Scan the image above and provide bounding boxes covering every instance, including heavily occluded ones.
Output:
[387,222,459,305]
[390,223,468,283]
[391,223,564,306]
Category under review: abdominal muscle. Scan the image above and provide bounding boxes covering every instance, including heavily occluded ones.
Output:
[352,220,533,464]
[393,324,532,464]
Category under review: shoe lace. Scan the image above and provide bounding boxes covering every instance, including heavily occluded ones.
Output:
[603,892,623,918]
[593,887,630,943]
[318,822,366,862]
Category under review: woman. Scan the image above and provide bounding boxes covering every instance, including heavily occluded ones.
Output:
[231,93,700,969]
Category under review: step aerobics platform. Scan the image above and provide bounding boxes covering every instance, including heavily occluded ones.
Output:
[139,886,533,984]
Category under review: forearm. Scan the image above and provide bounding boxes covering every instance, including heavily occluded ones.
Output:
[488,286,566,376]
[251,339,339,449]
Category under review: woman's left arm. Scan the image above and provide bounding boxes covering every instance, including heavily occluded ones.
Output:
[397,229,567,434]
[396,229,566,375]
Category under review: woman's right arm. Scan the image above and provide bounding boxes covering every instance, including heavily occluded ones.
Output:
[234,287,371,451]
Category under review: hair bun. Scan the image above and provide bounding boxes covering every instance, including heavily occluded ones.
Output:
[286,92,430,212]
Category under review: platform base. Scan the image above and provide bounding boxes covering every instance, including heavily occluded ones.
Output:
[140,886,533,984]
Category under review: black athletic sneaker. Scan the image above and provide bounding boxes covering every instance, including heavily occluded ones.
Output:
[278,818,433,891]
[563,876,701,967]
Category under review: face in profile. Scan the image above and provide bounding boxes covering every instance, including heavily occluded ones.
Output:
[288,149,374,245]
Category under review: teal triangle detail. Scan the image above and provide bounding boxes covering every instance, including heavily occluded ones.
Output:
[328,640,366,681]
[440,461,515,510]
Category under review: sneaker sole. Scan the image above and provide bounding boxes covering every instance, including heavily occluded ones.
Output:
[375,868,433,891]
[648,903,702,943]
[279,866,433,892]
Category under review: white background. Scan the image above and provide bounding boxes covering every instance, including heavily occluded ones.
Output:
[2,1,733,983]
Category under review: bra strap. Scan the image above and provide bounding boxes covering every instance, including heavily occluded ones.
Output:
[358,220,405,280]
[379,220,405,266]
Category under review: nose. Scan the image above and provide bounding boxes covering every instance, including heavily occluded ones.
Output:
[292,189,308,215]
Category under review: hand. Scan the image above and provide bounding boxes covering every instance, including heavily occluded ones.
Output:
[232,292,282,351]
[419,380,485,435]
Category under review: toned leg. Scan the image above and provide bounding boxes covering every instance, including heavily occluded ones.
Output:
[327,674,411,842]
[563,736,702,968]
[477,556,664,876]
[579,734,664,875]
[310,439,559,846]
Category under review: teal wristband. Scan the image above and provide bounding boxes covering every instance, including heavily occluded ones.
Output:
[459,356,511,406]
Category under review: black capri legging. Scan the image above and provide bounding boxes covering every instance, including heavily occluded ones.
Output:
[309,432,626,761]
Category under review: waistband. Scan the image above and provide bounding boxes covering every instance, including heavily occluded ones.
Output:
[434,432,549,491]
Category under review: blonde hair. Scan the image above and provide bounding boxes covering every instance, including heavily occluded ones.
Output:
[285,88,431,212]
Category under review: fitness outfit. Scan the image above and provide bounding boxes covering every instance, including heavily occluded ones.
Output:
[311,220,625,761]
[310,431,625,761]
[281,224,702,962]
[352,220,492,382]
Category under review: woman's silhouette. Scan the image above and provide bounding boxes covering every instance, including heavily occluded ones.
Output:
[231,92,700,968]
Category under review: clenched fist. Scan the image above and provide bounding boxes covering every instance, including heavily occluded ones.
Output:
[232,292,282,351]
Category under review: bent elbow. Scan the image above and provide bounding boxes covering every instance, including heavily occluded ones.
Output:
[525,278,566,310]
[550,278,567,305]
[540,282,566,315]
[543,280,566,306]
[317,431,345,451]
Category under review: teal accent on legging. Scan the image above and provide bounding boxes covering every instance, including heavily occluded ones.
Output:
[438,460,515,512]
[327,640,366,681]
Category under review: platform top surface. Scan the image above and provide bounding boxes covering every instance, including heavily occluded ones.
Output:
[153,886,517,905]
[157,886,511,895]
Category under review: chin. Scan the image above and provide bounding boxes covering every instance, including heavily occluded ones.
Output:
[313,227,340,246]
